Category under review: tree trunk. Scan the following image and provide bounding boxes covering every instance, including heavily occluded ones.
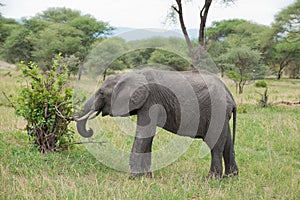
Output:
[173,0,213,69]
[199,0,212,47]
[277,70,282,80]
[277,64,284,80]
[238,82,243,94]
[173,0,194,65]
[238,65,244,94]
[277,57,291,80]
[78,64,83,81]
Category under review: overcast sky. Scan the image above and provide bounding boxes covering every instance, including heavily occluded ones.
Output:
[1,0,296,29]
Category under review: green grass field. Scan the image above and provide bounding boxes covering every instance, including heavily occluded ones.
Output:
[0,69,299,199]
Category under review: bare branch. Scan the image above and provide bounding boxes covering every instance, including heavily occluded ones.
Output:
[55,105,74,121]
[2,91,16,109]
[171,5,179,14]
[26,72,41,82]
[173,0,194,59]
[56,101,72,109]
[199,0,212,46]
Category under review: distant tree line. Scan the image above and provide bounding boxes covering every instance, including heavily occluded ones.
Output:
[0,7,113,76]
[0,2,299,88]
[84,37,193,78]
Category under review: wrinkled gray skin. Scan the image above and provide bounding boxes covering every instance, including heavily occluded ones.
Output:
[76,69,238,178]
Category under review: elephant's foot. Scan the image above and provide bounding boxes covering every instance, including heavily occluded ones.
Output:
[129,171,153,179]
[224,165,239,177]
[206,171,222,179]
[224,172,238,179]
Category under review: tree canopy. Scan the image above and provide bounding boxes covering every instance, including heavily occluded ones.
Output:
[219,46,264,93]
[0,7,113,73]
[266,0,300,79]
[205,19,269,84]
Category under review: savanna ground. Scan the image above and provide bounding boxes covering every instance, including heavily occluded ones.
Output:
[0,69,299,199]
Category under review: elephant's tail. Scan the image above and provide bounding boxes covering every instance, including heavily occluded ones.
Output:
[232,106,237,151]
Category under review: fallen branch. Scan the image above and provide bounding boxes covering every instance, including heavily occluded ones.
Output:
[63,141,106,146]
[275,101,300,105]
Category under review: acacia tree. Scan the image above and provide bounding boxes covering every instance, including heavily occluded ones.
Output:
[205,19,271,76]
[169,0,235,67]
[266,0,300,79]
[219,46,262,94]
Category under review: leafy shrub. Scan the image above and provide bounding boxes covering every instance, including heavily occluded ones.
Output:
[237,104,248,114]
[255,80,267,88]
[14,57,74,153]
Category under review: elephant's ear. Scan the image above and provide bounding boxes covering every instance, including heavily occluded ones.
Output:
[111,72,149,116]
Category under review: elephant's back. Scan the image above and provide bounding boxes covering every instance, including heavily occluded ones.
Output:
[184,70,235,138]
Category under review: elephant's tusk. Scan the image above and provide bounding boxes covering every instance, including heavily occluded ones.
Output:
[75,110,97,121]
[88,111,98,120]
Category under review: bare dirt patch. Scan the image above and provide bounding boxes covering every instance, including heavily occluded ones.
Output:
[0,60,16,70]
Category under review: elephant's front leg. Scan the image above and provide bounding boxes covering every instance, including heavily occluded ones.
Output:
[130,109,157,178]
[130,136,154,178]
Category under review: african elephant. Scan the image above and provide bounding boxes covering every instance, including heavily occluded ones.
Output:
[76,69,238,178]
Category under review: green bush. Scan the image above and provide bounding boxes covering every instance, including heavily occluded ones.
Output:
[14,57,74,153]
[255,80,267,88]
[237,104,248,114]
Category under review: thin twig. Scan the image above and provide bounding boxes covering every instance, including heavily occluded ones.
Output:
[54,105,74,121]
[56,101,72,109]
[2,91,16,109]
[26,72,41,82]
[255,90,263,97]
[171,5,179,14]
[62,141,106,146]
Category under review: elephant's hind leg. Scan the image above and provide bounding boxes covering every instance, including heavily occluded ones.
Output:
[206,128,226,179]
[223,123,239,177]
[207,149,223,179]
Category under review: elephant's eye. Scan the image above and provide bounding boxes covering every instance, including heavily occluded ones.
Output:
[98,89,104,96]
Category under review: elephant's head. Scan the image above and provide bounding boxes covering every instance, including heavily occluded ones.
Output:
[76,71,149,137]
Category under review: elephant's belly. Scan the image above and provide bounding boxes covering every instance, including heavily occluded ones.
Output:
[160,119,208,139]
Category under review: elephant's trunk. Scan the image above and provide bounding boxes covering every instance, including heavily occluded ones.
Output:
[76,118,94,138]
[75,98,97,138]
